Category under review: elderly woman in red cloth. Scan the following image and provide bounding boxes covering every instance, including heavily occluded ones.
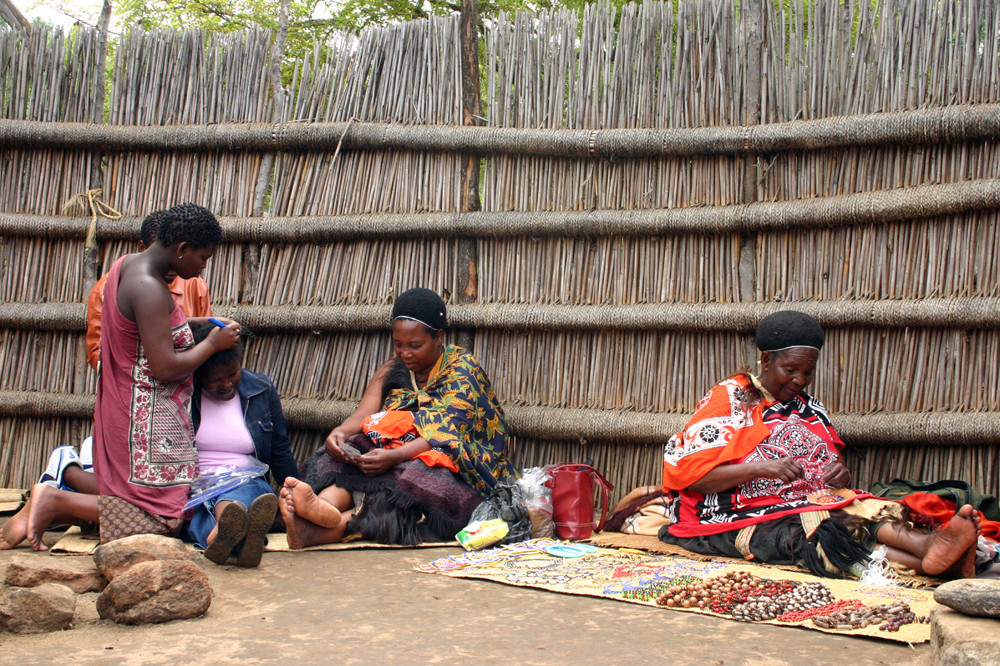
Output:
[659,310,982,578]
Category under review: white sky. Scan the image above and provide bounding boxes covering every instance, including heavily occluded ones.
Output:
[16,1,339,33]
[22,1,104,28]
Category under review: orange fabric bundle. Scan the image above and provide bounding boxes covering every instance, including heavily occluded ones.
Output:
[362,410,458,472]
[902,492,1000,541]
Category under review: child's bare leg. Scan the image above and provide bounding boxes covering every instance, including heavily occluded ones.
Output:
[882,546,923,571]
[63,467,98,495]
[25,484,99,551]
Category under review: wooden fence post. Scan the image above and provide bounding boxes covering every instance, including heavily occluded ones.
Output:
[456,0,482,351]
[739,0,765,363]
[244,0,290,304]
[85,0,113,291]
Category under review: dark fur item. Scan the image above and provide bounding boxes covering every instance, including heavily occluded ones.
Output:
[347,489,427,546]
[800,518,872,578]
[660,511,872,579]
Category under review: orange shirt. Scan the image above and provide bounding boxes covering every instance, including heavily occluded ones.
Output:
[86,272,212,371]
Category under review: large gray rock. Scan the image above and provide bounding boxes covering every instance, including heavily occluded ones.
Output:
[4,555,107,593]
[931,607,1000,666]
[934,579,1000,618]
[0,583,76,634]
[93,534,202,581]
[96,559,211,625]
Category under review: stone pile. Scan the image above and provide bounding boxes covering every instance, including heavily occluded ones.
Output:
[931,579,1000,666]
[0,534,212,634]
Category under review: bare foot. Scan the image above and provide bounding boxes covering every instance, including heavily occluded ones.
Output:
[25,484,61,551]
[279,489,347,550]
[922,505,979,577]
[283,477,341,529]
[279,488,308,549]
[0,503,30,549]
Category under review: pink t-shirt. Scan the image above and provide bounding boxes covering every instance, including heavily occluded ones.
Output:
[195,393,255,475]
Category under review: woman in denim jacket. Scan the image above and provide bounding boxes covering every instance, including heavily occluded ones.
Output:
[184,321,299,567]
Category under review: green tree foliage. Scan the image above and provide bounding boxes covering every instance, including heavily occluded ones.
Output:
[113,1,340,57]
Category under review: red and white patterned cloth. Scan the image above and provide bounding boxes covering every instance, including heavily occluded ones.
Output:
[663,374,871,538]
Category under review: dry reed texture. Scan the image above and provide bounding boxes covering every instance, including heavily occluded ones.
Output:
[1,0,998,502]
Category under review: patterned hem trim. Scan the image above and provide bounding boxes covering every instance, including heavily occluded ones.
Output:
[735,524,757,560]
[799,509,831,538]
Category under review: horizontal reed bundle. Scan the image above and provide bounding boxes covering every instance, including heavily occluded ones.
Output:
[5,390,999,447]
[3,178,998,241]
[4,103,1000,158]
[0,391,94,417]
[224,298,1000,332]
[9,298,1000,333]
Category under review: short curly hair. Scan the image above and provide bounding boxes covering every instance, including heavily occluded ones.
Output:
[156,203,222,249]
[189,320,248,374]
[139,209,170,246]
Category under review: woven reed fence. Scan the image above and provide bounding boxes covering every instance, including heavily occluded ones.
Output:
[1,0,999,501]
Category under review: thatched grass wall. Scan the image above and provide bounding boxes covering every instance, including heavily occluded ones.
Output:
[1,0,999,501]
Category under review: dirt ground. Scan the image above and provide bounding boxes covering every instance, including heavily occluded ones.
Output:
[0,530,934,666]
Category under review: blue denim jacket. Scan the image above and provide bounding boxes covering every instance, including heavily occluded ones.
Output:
[191,369,299,486]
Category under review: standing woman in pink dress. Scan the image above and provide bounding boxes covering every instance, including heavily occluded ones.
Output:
[24,203,240,548]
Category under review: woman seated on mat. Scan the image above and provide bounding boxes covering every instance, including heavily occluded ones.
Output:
[181,321,298,567]
[278,287,518,548]
[657,310,982,579]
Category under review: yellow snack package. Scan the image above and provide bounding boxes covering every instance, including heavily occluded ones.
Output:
[455,519,509,551]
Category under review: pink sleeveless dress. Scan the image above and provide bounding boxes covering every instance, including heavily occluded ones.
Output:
[92,255,198,523]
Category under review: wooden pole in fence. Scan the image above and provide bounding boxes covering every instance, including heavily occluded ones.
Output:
[245,0,290,304]
[456,0,482,351]
[739,0,765,366]
[85,1,113,292]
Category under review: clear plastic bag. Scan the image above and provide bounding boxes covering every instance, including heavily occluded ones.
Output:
[517,466,554,538]
[184,458,269,511]
[468,482,531,544]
